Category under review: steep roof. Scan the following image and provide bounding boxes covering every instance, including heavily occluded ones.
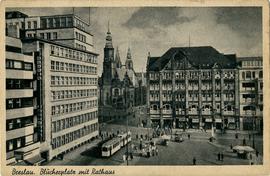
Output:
[148,46,237,71]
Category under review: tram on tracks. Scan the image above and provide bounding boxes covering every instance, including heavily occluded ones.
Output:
[101,131,131,157]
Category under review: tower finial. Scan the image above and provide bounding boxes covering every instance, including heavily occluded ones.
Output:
[108,20,110,33]
[189,34,190,47]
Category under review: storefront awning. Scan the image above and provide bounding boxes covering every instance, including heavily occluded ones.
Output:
[192,118,199,123]
[25,155,45,165]
[228,118,235,123]
[215,118,222,123]
[178,118,186,122]
[205,118,212,122]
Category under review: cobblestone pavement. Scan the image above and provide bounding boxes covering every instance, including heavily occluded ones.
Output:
[44,123,262,165]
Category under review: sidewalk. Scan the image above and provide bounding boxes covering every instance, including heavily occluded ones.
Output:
[44,138,101,165]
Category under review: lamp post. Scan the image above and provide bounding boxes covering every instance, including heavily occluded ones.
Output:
[212,109,216,138]
[252,111,256,149]
[124,81,129,166]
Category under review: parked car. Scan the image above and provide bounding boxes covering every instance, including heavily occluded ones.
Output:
[175,133,184,142]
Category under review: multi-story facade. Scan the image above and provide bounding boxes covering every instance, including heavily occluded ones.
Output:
[5,11,99,164]
[5,26,42,165]
[6,11,93,52]
[99,27,147,124]
[146,47,239,131]
[237,57,263,132]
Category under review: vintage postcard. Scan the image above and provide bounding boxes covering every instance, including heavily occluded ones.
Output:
[0,0,269,176]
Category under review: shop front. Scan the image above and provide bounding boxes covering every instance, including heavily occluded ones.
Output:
[204,117,213,129]
[191,118,200,129]
[243,117,254,130]
[177,117,187,129]
[227,117,236,130]
[215,118,222,130]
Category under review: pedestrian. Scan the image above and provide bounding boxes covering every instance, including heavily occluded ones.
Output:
[243,138,246,146]
[235,133,238,139]
[193,157,196,165]
[230,144,233,150]
[147,150,150,158]
[123,154,126,162]
[188,134,191,140]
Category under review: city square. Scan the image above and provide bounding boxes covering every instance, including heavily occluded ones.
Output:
[45,122,263,166]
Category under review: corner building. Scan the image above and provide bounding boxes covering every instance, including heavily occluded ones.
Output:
[237,57,263,132]
[5,11,99,163]
[5,33,42,165]
[146,46,239,130]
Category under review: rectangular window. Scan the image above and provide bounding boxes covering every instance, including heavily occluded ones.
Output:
[14,61,23,69]
[33,21,37,28]
[27,21,31,29]
[40,33,44,39]
[40,19,46,28]
[8,141,13,151]
[60,62,64,71]
[67,17,72,27]
[46,33,51,40]
[17,138,22,148]
[24,63,33,70]
[56,61,59,70]
[60,17,66,27]
[53,32,57,39]
[51,76,55,85]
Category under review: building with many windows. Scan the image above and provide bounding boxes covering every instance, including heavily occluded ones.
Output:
[5,27,42,165]
[237,57,263,132]
[5,11,99,164]
[146,46,240,131]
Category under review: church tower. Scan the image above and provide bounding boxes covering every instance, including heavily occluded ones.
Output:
[115,46,122,68]
[102,22,115,85]
[125,47,133,70]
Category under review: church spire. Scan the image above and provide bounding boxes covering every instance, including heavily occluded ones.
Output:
[115,46,122,68]
[105,21,113,48]
[125,47,133,70]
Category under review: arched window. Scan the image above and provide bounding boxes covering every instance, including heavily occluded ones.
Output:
[242,72,245,79]
[163,104,171,110]
[114,88,119,96]
[246,71,251,79]
[259,71,263,78]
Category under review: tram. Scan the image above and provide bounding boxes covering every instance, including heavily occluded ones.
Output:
[101,131,131,157]
[118,131,131,147]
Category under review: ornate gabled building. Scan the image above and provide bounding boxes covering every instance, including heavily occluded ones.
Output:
[146,46,240,131]
[99,26,147,123]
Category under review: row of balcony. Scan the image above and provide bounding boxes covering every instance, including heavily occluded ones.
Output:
[149,98,233,102]
[150,110,235,115]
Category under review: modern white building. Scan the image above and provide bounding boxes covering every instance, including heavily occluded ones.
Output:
[5,11,99,163]
[6,26,42,165]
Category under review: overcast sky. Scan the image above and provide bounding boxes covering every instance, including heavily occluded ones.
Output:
[7,7,262,75]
